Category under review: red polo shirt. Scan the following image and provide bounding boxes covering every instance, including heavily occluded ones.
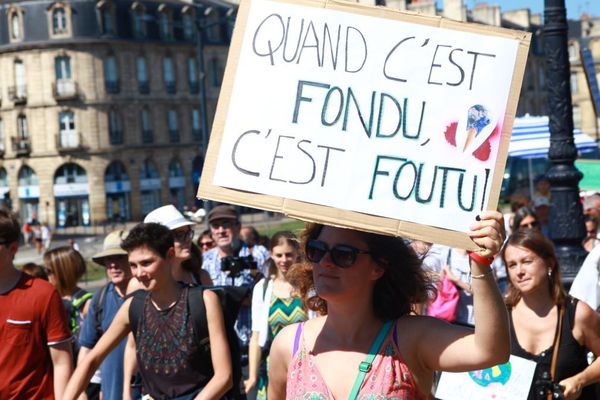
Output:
[0,273,71,399]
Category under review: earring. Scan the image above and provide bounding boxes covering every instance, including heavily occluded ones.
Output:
[547,270,552,277]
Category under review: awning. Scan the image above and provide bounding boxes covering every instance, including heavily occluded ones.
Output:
[509,115,598,159]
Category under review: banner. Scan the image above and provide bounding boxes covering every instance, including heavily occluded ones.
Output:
[199,0,531,248]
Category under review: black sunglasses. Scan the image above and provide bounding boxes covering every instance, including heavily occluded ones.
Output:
[305,239,371,268]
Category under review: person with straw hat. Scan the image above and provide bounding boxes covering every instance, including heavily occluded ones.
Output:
[78,230,135,400]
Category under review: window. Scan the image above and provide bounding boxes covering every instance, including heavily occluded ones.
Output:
[0,119,5,153]
[55,56,72,80]
[167,110,179,142]
[163,56,176,93]
[158,9,173,40]
[104,56,119,93]
[99,3,115,35]
[573,105,582,129]
[17,114,28,139]
[188,57,199,93]
[205,8,221,43]
[18,165,38,186]
[14,59,26,99]
[568,43,578,62]
[192,108,201,141]
[211,58,223,87]
[131,3,146,38]
[136,57,149,93]
[141,108,153,143]
[109,110,123,144]
[53,8,67,34]
[59,111,78,148]
[182,12,195,41]
[10,11,22,41]
[55,163,87,184]
[570,72,578,94]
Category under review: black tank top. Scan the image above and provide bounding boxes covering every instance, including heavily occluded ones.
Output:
[509,296,596,400]
[136,287,211,399]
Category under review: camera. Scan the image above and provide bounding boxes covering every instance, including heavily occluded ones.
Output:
[221,255,257,279]
[535,372,565,400]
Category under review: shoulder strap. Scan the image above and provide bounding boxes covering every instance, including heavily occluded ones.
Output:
[94,284,110,336]
[348,320,393,400]
[72,291,93,309]
[187,286,208,345]
[292,322,303,358]
[549,306,565,382]
[128,290,148,338]
[262,277,270,301]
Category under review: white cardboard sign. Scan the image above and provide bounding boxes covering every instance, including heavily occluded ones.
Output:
[199,0,531,248]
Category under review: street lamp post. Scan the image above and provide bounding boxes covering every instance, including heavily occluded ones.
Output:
[543,0,587,284]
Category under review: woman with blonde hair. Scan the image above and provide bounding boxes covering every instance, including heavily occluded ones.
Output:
[44,246,93,358]
[245,231,308,399]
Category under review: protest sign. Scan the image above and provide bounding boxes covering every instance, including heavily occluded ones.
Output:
[198,0,531,248]
[435,355,537,400]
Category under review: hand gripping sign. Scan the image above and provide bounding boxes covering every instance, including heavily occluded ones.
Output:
[198,0,530,249]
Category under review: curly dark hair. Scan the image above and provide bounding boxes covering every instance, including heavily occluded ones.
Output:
[287,223,435,320]
[121,223,174,258]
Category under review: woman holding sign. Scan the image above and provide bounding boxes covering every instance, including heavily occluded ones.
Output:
[503,229,600,400]
[268,211,509,399]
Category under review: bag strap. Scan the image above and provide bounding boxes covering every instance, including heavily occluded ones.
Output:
[262,276,270,301]
[128,290,148,338]
[94,284,109,337]
[547,306,564,400]
[187,286,209,346]
[348,320,393,400]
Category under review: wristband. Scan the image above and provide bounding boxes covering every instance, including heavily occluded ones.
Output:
[468,251,494,267]
[470,269,494,279]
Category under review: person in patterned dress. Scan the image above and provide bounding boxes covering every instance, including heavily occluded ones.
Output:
[245,231,308,399]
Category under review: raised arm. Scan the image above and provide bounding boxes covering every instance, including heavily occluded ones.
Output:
[63,298,132,400]
[420,210,509,371]
[195,289,232,400]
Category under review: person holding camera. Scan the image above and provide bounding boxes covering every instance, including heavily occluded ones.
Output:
[202,205,269,353]
[503,229,600,400]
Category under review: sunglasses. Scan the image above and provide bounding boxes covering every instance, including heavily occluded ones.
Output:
[200,240,214,247]
[305,239,371,268]
[210,220,235,230]
[519,221,539,229]
[173,228,194,242]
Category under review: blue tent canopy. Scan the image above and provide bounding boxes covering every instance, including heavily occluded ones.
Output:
[509,115,598,159]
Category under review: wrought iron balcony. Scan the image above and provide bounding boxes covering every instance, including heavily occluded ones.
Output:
[8,85,27,104]
[138,81,150,94]
[165,81,176,94]
[56,132,85,152]
[11,137,31,156]
[53,80,79,100]
[189,81,199,94]
[105,80,120,94]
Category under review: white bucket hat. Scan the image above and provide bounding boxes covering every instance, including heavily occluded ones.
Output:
[144,205,195,230]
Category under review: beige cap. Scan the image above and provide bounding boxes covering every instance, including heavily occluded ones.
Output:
[92,230,129,265]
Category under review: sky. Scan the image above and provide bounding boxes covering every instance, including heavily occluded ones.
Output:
[436,0,600,20]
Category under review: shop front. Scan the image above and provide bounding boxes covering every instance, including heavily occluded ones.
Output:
[54,163,90,227]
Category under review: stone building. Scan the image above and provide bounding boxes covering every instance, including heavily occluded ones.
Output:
[0,0,234,227]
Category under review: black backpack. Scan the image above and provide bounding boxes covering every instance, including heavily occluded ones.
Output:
[129,286,247,400]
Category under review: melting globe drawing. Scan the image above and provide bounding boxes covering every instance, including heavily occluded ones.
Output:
[468,361,512,387]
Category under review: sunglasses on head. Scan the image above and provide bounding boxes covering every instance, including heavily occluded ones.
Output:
[305,239,371,268]
[173,228,194,242]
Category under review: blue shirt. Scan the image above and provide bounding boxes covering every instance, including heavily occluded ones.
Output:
[79,283,127,400]
[202,243,268,346]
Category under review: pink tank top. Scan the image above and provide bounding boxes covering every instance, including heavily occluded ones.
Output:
[286,322,427,400]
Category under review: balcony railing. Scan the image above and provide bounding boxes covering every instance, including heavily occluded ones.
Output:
[168,130,180,143]
[138,81,150,94]
[105,80,120,94]
[56,132,85,151]
[11,137,31,156]
[189,81,199,94]
[165,81,176,94]
[8,85,27,104]
[142,130,153,144]
[53,80,79,100]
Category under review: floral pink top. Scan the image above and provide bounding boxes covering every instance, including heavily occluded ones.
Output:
[286,322,427,400]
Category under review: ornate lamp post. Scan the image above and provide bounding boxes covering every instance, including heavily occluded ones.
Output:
[544,0,587,284]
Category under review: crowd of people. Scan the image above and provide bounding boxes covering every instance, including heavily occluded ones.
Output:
[2,190,600,400]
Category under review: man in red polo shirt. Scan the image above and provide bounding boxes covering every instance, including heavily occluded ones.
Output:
[0,208,72,399]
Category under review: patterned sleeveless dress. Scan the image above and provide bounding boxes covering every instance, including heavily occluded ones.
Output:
[256,295,307,400]
[287,321,427,400]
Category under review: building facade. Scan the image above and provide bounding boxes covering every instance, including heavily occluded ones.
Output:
[0,0,234,227]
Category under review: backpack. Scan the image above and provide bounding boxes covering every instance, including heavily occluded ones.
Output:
[63,289,93,361]
[129,286,247,400]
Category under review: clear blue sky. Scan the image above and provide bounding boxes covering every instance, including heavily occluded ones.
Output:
[437,1,599,20]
